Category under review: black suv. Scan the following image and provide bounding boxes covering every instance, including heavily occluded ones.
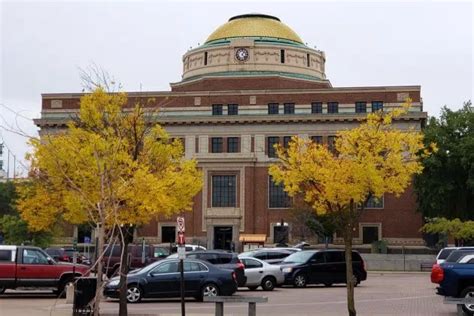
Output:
[279,249,367,287]
[168,250,246,287]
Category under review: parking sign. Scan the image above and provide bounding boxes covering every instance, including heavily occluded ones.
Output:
[177,216,185,233]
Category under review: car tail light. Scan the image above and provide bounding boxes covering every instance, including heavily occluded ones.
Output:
[362,259,366,271]
[431,264,444,284]
[236,258,245,270]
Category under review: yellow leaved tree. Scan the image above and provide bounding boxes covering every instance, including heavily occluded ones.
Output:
[17,88,202,316]
[269,102,434,316]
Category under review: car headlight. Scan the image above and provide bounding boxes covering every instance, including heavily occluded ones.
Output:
[107,280,119,287]
[282,267,293,273]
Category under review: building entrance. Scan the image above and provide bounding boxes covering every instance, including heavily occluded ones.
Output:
[213,226,233,250]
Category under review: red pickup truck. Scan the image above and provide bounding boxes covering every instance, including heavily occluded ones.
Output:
[0,245,90,296]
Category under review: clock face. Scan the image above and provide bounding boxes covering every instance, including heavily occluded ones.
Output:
[235,48,249,62]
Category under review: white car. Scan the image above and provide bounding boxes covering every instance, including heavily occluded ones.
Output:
[238,256,284,291]
[436,247,474,264]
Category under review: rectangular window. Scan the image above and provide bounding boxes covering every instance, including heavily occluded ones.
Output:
[372,101,384,112]
[355,102,367,113]
[204,52,208,66]
[161,226,176,243]
[307,53,310,67]
[212,104,223,115]
[227,137,240,153]
[267,136,280,158]
[311,136,323,144]
[212,175,236,207]
[268,103,279,115]
[311,102,323,114]
[283,136,292,149]
[211,137,223,153]
[283,103,295,114]
[269,175,290,208]
[0,250,12,262]
[327,102,339,114]
[228,104,238,115]
[365,196,384,208]
[280,49,285,63]
[327,136,336,152]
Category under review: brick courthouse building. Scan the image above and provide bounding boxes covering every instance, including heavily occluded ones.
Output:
[35,14,427,249]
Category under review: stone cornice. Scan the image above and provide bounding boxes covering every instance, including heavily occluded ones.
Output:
[41,85,421,99]
[34,112,428,128]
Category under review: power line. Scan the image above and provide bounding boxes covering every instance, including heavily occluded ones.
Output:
[0,103,36,122]
[0,133,29,179]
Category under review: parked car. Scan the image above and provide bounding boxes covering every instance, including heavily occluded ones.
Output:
[432,253,474,315]
[239,248,294,264]
[102,244,170,277]
[45,247,91,265]
[170,244,206,253]
[238,256,284,291]
[279,249,367,288]
[436,247,474,264]
[167,250,246,287]
[0,245,89,296]
[103,258,237,303]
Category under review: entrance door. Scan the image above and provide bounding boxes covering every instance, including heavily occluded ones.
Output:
[213,226,233,250]
[362,226,379,244]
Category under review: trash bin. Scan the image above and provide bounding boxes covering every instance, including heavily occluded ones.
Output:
[73,277,97,316]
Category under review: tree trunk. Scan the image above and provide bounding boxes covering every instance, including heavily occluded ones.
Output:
[344,225,356,316]
[93,223,105,316]
[119,226,132,316]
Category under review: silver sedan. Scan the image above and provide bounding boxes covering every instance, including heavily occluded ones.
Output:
[238,256,285,291]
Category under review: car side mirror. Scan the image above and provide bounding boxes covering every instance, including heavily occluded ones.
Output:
[48,258,55,265]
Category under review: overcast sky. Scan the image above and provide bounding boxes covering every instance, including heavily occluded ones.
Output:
[0,0,473,177]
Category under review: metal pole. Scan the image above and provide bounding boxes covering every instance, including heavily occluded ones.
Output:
[402,245,406,271]
[180,258,185,316]
[7,149,10,179]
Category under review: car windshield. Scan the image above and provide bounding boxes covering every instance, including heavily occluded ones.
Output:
[438,249,456,260]
[282,251,315,264]
[445,251,474,263]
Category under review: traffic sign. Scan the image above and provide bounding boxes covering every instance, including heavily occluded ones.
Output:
[178,232,185,245]
[177,216,185,233]
[177,246,186,260]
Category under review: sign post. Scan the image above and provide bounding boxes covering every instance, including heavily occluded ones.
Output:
[177,216,186,316]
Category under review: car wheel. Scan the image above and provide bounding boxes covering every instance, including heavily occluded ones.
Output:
[201,283,219,299]
[460,286,474,315]
[126,285,142,303]
[261,277,276,291]
[324,283,333,287]
[248,286,259,291]
[294,274,307,288]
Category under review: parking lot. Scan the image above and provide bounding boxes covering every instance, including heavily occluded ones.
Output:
[0,272,459,316]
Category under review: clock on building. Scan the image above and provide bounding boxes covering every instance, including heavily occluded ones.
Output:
[235,48,249,62]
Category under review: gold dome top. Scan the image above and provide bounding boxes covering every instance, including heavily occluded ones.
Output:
[205,14,303,44]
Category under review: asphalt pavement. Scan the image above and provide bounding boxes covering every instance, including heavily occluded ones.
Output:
[0,272,460,316]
